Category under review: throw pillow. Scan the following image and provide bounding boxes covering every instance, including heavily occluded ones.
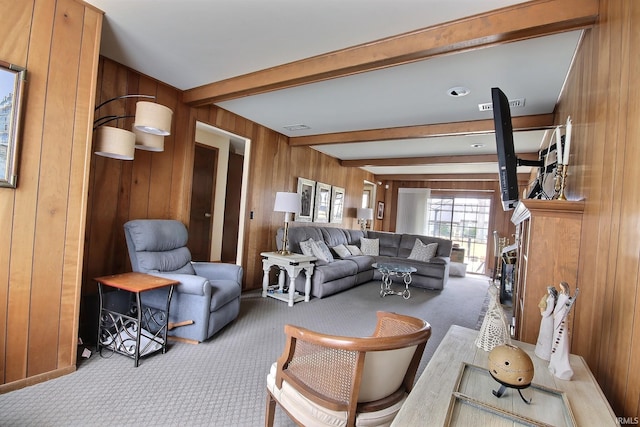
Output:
[299,238,315,256]
[408,238,438,262]
[332,244,352,259]
[311,240,335,263]
[360,237,379,256]
[346,244,363,256]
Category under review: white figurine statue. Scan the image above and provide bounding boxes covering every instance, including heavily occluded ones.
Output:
[535,286,557,360]
[475,283,510,351]
[548,282,578,380]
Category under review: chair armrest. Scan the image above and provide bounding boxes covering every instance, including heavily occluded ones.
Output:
[150,273,210,296]
[192,262,243,284]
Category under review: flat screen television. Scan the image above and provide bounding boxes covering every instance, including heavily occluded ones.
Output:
[492,87,519,211]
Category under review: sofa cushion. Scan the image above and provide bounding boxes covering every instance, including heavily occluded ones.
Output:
[347,255,377,273]
[311,240,334,263]
[346,244,363,256]
[312,260,358,283]
[367,231,402,257]
[281,227,324,253]
[332,244,352,259]
[320,227,350,247]
[407,238,438,262]
[398,234,453,259]
[299,238,315,256]
[360,237,379,256]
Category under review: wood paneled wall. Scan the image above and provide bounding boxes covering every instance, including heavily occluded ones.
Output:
[555,0,640,417]
[379,179,519,276]
[0,0,102,391]
[82,58,376,302]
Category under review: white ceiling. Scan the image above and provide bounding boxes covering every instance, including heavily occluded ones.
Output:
[85,0,582,178]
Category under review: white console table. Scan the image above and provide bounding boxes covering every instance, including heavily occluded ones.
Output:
[392,325,617,426]
[261,252,315,307]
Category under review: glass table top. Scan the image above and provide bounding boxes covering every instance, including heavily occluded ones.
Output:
[372,263,417,274]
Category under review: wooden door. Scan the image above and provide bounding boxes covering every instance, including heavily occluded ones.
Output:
[188,144,218,261]
[221,152,243,263]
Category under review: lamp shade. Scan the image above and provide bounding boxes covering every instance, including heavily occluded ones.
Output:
[133,125,164,152]
[357,207,374,220]
[94,126,135,160]
[133,101,173,136]
[274,192,301,214]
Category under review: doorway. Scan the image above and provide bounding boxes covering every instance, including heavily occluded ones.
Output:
[191,121,251,265]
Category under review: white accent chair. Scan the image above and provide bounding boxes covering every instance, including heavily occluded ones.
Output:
[266,311,431,427]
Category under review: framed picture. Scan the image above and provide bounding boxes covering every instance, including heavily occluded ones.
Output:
[377,201,385,219]
[297,177,316,222]
[330,186,345,223]
[314,182,331,223]
[0,61,27,188]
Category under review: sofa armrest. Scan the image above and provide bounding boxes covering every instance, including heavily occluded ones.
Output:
[192,262,243,285]
[151,273,210,296]
[429,256,449,266]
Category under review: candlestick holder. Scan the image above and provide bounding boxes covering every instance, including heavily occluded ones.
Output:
[553,164,563,199]
[557,164,568,200]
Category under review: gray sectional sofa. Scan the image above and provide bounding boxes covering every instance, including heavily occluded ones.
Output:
[275,226,453,299]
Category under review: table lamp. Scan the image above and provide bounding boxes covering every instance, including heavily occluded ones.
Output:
[357,207,374,231]
[274,192,301,255]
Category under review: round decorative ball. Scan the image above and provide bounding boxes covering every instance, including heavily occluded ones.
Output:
[488,344,534,387]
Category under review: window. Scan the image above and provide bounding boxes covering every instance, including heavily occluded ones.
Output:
[427,196,491,273]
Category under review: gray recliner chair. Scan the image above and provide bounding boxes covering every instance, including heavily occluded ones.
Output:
[124,219,242,342]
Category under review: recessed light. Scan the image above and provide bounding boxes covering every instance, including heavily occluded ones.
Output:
[283,124,311,131]
[447,86,470,97]
[471,143,485,148]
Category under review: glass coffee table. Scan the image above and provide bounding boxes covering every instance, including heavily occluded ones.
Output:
[372,263,417,299]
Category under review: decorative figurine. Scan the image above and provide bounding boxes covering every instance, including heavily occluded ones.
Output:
[475,283,510,351]
[488,343,534,403]
[535,286,558,361]
[548,282,579,380]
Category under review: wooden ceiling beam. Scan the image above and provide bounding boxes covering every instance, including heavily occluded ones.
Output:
[183,0,597,106]
[376,173,531,182]
[342,152,541,167]
[290,114,554,147]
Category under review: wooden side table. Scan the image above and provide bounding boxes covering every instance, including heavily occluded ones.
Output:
[392,325,618,426]
[261,252,315,307]
[95,272,178,367]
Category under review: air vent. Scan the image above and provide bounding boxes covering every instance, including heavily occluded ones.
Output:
[478,98,526,111]
[283,124,311,131]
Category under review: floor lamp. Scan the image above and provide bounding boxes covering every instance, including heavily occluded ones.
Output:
[274,192,301,255]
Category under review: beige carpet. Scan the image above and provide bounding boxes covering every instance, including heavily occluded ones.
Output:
[0,274,490,427]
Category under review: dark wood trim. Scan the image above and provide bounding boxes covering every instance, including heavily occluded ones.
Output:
[342,152,541,168]
[290,115,554,147]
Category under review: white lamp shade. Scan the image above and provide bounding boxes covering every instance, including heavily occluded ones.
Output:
[133,125,164,152]
[94,126,135,160]
[357,207,374,220]
[274,192,301,214]
[133,101,173,136]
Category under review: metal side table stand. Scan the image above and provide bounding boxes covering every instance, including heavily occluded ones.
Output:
[96,272,178,367]
[373,263,417,299]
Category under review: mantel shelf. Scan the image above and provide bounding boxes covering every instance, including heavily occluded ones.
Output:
[511,199,585,225]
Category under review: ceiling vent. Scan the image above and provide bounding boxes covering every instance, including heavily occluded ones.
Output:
[283,124,311,131]
[478,98,526,111]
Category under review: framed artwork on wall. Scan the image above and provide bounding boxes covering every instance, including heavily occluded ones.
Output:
[297,177,316,222]
[0,61,27,188]
[314,182,331,223]
[377,201,385,220]
[330,186,345,223]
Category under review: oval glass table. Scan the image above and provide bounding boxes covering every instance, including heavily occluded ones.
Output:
[372,263,417,299]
